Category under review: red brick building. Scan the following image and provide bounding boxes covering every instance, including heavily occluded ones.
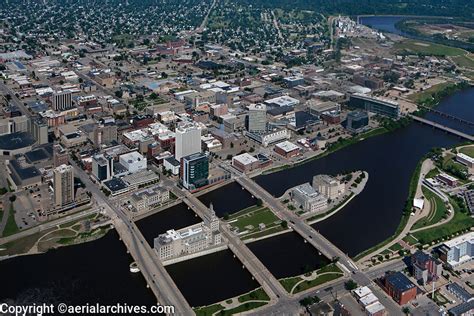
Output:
[384,272,417,305]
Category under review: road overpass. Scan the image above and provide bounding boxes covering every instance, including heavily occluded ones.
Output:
[410,114,474,141]
[70,161,194,314]
[168,185,289,301]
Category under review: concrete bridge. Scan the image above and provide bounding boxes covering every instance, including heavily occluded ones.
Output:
[409,114,474,141]
[418,105,474,127]
[173,187,289,301]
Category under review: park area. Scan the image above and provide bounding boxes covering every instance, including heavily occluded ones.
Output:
[226,205,286,240]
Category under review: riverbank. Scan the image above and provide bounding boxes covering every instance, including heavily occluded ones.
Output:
[0,212,110,260]
[262,126,390,176]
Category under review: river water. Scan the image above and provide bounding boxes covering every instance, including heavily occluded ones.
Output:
[0,86,472,307]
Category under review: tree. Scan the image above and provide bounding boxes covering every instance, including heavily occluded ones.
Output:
[281,220,288,229]
[344,279,358,291]
[256,198,263,207]
[223,212,229,220]
[402,307,410,315]
[9,195,16,202]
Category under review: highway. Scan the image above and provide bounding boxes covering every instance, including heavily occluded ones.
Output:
[70,161,194,314]
[162,181,289,302]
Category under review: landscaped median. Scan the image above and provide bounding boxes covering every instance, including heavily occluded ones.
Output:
[193,287,270,316]
[279,264,343,295]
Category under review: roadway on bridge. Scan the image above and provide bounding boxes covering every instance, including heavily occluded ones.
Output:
[70,161,194,314]
[161,179,289,302]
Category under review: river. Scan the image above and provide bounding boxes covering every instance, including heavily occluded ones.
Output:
[0,87,472,307]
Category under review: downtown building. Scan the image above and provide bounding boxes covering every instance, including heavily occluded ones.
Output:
[154,205,222,260]
[411,251,442,285]
[53,164,75,208]
[181,152,209,191]
[52,90,73,111]
[439,232,474,268]
[312,174,345,200]
[349,93,400,119]
[174,122,202,161]
[130,185,170,212]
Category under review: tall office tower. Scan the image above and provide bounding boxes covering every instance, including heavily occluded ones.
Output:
[181,152,209,190]
[54,164,75,207]
[246,103,267,133]
[52,90,73,111]
[28,118,48,145]
[175,122,201,161]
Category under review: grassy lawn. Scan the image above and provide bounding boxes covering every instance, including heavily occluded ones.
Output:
[452,54,474,69]
[425,167,440,179]
[280,264,342,294]
[460,146,474,158]
[402,234,419,246]
[38,229,77,242]
[393,40,466,57]
[2,205,19,237]
[389,243,403,252]
[237,288,270,303]
[228,206,281,237]
[57,227,109,245]
[412,187,448,230]
[280,276,302,293]
[241,226,286,240]
[219,302,267,315]
[0,229,55,256]
[413,197,474,245]
[408,82,455,104]
[293,272,343,294]
[194,304,225,316]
